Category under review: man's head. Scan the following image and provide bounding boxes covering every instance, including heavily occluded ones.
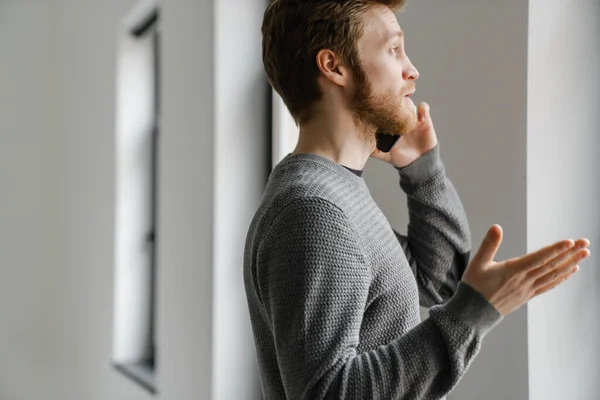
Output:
[262,0,419,139]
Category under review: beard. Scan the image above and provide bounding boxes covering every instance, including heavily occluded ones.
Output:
[349,66,418,142]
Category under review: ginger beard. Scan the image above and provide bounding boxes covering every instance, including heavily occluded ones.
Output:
[349,64,418,143]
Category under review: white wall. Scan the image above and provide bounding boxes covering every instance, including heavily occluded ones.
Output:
[527,1,600,399]
[1,0,268,398]
[364,1,530,399]
[51,1,155,399]
[0,2,58,399]
[159,0,269,397]
[0,0,156,399]
[157,0,217,399]
[212,0,268,398]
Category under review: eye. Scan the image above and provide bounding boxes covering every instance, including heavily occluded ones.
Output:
[390,46,401,56]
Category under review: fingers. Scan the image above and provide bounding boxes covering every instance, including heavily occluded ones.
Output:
[527,239,590,280]
[370,147,392,162]
[532,248,590,288]
[533,265,580,298]
[471,225,503,268]
[511,239,576,273]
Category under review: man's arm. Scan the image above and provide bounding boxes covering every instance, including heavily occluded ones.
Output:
[393,144,472,307]
[256,197,501,400]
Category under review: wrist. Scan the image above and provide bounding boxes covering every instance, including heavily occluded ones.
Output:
[439,282,503,338]
[396,144,444,192]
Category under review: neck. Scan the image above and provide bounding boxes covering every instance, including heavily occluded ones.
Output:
[292,108,376,171]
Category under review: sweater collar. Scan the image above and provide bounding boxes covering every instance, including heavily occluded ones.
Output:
[276,153,368,187]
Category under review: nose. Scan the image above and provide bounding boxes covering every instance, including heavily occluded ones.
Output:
[403,57,419,81]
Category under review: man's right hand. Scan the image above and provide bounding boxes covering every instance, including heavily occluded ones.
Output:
[462,224,591,316]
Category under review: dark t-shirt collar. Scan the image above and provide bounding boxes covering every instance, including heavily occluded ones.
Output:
[342,165,364,177]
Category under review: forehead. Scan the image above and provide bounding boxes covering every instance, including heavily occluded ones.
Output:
[359,4,401,49]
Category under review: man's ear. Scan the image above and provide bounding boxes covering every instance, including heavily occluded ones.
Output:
[316,49,350,87]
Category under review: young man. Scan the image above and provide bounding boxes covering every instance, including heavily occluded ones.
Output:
[243,1,590,399]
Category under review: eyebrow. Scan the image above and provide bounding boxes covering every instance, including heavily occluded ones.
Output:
[384,29,404,44]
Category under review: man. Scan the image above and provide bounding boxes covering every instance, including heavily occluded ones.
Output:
[243,1,590,399]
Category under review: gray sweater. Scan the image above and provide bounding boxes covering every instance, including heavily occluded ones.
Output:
[243,145,503,400]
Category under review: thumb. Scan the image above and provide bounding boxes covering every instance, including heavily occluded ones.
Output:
[418,102,430,122]
[471,224,503,269]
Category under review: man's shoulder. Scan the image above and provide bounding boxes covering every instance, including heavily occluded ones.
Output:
[255,189,347,240]
[245,157,371,257]
[248,180,349,249]
[262,160,349,211]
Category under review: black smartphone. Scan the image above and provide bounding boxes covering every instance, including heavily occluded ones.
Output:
[375,130,400,153]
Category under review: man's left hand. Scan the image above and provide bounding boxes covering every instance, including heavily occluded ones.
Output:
[371,102,438,168]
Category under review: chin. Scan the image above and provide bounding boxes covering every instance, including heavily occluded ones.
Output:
[395,106,418,135]
[406,109,419,131]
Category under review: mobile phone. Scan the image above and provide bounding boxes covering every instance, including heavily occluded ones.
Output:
[375,130,400,153]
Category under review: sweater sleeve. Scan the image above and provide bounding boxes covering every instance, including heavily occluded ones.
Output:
[393,144,472,307]
[256,197,501,400]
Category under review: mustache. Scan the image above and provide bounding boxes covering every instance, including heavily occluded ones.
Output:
[402,83,416,96]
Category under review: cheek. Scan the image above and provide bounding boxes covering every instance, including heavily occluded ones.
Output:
[362,58,404,98]
[361,56,389,83]
[379,65,404,96]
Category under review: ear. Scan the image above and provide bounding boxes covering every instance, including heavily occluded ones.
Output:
[316,49,350,87]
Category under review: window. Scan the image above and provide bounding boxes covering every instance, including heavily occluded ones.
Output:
[112,0,159,393]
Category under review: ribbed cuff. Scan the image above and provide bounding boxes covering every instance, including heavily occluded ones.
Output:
[441,282,503,338]
[395,144,444,189]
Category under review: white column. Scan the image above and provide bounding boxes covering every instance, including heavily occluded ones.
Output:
[527,1,600,399]
[213,0,269,398]
[159,0,216,398]
[159,0,268,398]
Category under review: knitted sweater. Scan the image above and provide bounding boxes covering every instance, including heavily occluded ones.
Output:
[243,145,503,399]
